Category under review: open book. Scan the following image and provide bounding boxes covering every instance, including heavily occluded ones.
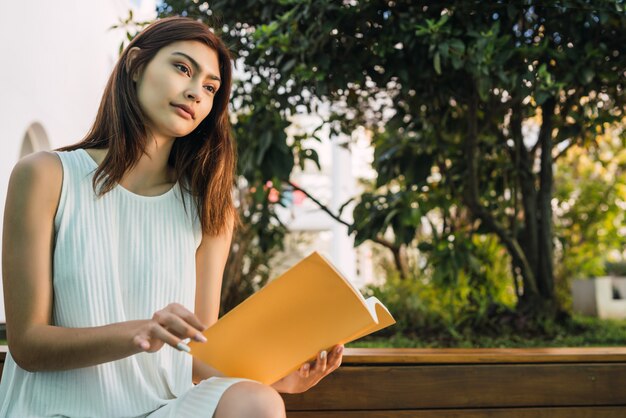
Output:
[188,251,395,384]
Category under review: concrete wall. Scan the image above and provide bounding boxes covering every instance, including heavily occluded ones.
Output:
[572,277,626,319]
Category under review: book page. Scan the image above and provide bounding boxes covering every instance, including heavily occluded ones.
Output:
[344,297,396,342]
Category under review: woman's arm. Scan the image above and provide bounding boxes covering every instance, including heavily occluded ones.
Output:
[3,152,204,372]
[192,216,234,382]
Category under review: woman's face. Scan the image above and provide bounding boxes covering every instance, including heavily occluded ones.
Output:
[133,40,221,140]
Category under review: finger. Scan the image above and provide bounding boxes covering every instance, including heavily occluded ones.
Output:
[314,350,328,373]
[329,345,344,370]
[133,335,151,351]
[168,306,208,342]
[148,321,191,352]
[332,344,344,357]
[153,310,207,342]
[166,303,208,331]
[176,339,191,353]
[299,363,310,378]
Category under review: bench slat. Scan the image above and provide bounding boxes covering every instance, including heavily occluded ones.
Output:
[284,363,626,410]
[287,406,626,418]
[342,347,626,364]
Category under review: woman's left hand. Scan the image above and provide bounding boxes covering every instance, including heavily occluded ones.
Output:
[271,344,344,394]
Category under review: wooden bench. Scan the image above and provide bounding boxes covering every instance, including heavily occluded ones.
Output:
[282,347,626,417]
[1,346,625,417]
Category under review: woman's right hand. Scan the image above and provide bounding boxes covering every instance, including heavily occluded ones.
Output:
[133,303,208,353]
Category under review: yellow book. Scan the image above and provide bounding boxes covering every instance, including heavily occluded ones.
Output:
[188,251,396,384]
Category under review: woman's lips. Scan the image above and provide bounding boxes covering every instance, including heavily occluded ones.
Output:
[171,104,194,120]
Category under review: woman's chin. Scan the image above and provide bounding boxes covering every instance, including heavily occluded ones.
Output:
[164,126,196,139]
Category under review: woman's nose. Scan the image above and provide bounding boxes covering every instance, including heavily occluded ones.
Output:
[185,89,198,101]
[185,81,204,101]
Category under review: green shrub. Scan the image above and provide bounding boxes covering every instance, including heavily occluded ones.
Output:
[365,234,516,340]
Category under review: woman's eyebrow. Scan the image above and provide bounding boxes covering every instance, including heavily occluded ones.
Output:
[171,51,221,83]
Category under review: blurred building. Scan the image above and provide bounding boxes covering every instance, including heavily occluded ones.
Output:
[275,115,377,289]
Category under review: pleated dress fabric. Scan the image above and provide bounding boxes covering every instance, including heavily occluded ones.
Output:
[0,149,250,417]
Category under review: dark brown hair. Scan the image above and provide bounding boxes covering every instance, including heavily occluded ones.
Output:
[59,16,237,236]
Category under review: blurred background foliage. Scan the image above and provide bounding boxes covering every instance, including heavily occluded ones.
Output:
[553,125,626,310]
[145,0,626,343]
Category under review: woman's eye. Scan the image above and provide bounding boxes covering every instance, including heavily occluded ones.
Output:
[175,63,190,76]
[204,85,216,93]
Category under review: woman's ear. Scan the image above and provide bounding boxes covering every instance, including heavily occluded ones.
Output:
[125,47,142,82]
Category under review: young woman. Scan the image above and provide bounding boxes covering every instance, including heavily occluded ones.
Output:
[0,16,343,418]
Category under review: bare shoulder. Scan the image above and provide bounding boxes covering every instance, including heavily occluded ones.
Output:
[8,151,63,208]
[12,150,62,175]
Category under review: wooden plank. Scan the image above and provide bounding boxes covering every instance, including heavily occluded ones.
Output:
[287,406,626,418]
[342,347,626,364]
[3,346,626,364]
[283,363,626,410]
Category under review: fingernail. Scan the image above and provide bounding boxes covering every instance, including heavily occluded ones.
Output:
[140,341,150,351]
[194,333,207,343]
[320,350,327,360]
[336,346,343,354]
[303,363,309,371]
[176,341,191,353]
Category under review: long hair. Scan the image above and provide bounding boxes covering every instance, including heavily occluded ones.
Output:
[59,16,237,236]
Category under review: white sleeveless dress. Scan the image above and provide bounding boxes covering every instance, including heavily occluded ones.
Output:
[0,149,250,417]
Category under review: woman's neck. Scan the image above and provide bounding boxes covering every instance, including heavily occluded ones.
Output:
[126,138,176,186]
[86,136,177,197]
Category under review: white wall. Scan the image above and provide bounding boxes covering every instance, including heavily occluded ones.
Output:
[0,0,156,322]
